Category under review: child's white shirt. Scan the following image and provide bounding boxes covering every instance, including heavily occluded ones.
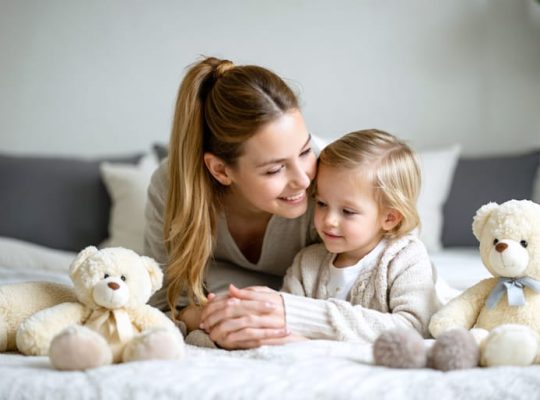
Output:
[327,240,387,300]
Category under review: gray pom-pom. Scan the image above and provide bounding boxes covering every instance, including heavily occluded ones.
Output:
[429,328,479,371]
[373,329,427,368]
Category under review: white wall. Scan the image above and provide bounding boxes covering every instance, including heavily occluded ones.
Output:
[1,0,539,157]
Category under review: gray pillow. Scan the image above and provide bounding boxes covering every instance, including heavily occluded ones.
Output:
[441,150,540,247]
[0,153,142,252]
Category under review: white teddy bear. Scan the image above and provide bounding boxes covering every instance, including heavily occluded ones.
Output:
[374,199,540,370]
[3,246,185,370]
[429,199,540,367]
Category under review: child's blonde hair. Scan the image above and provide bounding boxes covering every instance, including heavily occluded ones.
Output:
[318,129,421,239]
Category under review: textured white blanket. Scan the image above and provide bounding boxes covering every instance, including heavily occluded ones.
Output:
[1,248,539,400]
[1,341,540,400]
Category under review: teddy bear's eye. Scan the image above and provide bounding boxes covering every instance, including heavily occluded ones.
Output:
[520,240,528,248]
[493,239,499,245]
[104,273,110,279]
[120,275,127,281]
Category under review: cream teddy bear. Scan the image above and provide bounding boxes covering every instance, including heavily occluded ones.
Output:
[0,281,77,352]
[374,199,540,369]
[429,199,540,367]
[3,246,185,370]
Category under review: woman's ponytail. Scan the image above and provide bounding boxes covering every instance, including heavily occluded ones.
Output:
[164,57,298,315]
[165,58,232,315]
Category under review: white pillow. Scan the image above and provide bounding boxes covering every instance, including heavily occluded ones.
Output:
[0,236,76,272]
[100,154,158,254]
[417,145,461,252]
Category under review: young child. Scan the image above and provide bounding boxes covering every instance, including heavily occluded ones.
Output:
[280,129,440,343]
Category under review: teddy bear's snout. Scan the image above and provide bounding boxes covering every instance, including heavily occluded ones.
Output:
[495,243,508,253]
[488,239,530,278]
[93,278,130,309]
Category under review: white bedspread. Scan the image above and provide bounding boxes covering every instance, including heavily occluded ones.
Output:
[1,341,540,400]
[430,247,491,291]
[2,239,539,400]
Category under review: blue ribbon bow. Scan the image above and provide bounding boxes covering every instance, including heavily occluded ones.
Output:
[486,277,540,309]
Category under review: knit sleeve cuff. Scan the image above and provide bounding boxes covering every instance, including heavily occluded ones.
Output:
[281,293,335,339]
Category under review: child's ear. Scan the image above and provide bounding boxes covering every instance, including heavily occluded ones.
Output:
[382,208,403,231]
[203,152,232,186]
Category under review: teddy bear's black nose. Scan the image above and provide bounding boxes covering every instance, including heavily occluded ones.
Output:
[108,282,120,290]
[495,242,508,253]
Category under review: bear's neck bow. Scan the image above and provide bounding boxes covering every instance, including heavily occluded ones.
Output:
[486,277,540,309]
[86,308,134,344]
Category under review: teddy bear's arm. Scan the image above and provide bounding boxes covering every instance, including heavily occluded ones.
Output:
[16,302,91,356]
[429,278,496,338]
[128,306,185,350]
[129,305,180,332]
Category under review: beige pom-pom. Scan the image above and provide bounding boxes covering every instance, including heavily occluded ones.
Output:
[429,328,479,371]
[373,329,427,368]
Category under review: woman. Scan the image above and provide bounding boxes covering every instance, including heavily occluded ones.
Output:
[145,56,318,349]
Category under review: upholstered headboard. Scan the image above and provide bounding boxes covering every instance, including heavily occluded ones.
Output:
[0,153,141,251]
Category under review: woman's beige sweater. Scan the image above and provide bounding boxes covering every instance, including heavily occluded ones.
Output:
[281,236,441,343]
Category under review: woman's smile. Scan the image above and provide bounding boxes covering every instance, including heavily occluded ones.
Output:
[278,192,306,204]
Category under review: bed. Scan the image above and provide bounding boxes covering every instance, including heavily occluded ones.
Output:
[0,146,539,399]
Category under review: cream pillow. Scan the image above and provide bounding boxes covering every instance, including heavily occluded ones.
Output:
[416,145,461,252]
[100,154,158,254]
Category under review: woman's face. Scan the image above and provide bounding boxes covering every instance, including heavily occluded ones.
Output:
[225,109,317,219]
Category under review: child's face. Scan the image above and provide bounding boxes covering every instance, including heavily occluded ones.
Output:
[314,164,387,265]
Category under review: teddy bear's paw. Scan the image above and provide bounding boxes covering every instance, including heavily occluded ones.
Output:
[123,328,185,362]
[373,328,427,368]
[481,324,538,367]
[469,328,490,344]
[428,328,479,371]
[49,325,112,370]
[185,329,218,349]
[16,318,56,356]
[428,315,463,339]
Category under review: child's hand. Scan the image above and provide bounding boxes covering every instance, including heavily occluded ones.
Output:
[200,284,289,349]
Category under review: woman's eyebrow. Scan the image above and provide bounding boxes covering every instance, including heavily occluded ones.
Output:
[255,134,312,168]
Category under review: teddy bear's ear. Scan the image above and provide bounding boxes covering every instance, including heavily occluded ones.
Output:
[141,256,164,293]
[69,246,99,278]
[472,202,499,241]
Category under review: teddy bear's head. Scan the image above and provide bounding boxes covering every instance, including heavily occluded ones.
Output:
[68,246,163,310]
[472,200,540,279]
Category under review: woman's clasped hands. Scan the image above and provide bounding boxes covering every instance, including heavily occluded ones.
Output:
[199,285,307,349]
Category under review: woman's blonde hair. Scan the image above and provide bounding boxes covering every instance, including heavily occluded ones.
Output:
[165,57,298,314]
[318,129,421,239]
